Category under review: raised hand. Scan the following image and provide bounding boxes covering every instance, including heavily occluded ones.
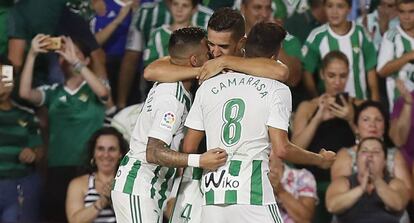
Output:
[317,148,336,169]
[29,34,50,55]
[200,148,228,171]
[329,94,354,122]
[55,37,82,66]
[396,78,413,105]
[197,57,225,84]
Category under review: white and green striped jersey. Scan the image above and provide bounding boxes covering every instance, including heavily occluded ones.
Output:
[185,71,292,206]
[377,25,414,111]
[143,25,171,66]
[135,1,212,44]
[302,22,377,99]
[356,10,399,50]
[113,81,192,210]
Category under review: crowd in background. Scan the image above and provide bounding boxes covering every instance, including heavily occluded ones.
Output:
[1,0,414,222]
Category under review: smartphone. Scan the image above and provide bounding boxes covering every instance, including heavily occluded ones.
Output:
[335,92,349,106]
[44,37,62,51]
[1,65,13,86]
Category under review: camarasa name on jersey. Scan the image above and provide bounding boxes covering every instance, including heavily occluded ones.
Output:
[210,76,269,98]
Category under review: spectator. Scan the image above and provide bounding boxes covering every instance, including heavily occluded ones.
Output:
[301,0,379,101]
[377,0,414,111]
[326,137,409,223]
[292,51,359,223]
[284,0,327,44]
[357,0,398,50]
[0,56,43,222]
[90,0,133,106]
[143,0,198,66]
[19,35,108,222]
[66,127,128,223]
[390,79,414,169]
[269,158,318,223]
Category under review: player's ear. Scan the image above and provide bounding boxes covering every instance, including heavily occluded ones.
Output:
[237,37,246,56]
[190,55,198,67]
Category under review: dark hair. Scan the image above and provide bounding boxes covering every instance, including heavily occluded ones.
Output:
[397,0,414,6]
[0,54,11,66]
[87,127,129,172]
[72,38,91,58]
[323,0,352,7]
[357,137,388,158]
[321,51,349,71]
[309,0,324,8]
[207,7,245,41]
[168,27,206,58]
[245,22,286,58]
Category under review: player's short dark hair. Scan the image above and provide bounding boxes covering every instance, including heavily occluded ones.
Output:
[397,0,414,6]
[245,22,286,58]
[321,51,349,70]
[323,0,352,7]
[207,7,245,41]
[168,27,206,57]
[87,127,129,172]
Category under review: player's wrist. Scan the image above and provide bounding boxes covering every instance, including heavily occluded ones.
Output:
[187,154,201,167]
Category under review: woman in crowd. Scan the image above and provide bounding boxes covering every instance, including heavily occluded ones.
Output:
[292,50,360,222]
[331,100,412,193]
[19,34,109,222]
[0,56,43,222]
[326,137,409,223]
[66,127,128,223]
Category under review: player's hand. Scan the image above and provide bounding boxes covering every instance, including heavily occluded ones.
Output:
[197,57,225,84]
[200,148,228,171]
[19,147,36,164]
[29,34,49,56]
[317,148,336,169]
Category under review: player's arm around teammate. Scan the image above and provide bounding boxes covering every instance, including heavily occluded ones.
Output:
[146,137,227,170]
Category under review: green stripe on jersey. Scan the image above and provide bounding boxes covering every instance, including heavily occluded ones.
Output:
[351,30,364,99]
[158,167,175,209]
[205,189,214,205]
[123,160,142,194]
[150,166,162,198]
[192,167,203,180]
[250,160,263,205]
[225,190,237,204]
[229,160,241,176]
[327,33,339,50]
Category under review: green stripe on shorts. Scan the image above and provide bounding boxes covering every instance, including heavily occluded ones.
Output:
[250,160,263,205]
[123,160,142,194]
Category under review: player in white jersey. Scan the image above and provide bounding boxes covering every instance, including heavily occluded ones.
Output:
[377,0,414,111]
[111,27,228,223]
[183,22,336,223]
[302,0,379,100]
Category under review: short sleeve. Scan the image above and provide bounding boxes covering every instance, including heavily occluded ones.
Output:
[283,34,302,59]
[296,169,318,200]
[267,85,292,131]
[148,95,183,145]
[302,40,320,73]
[361,28,377,71]
[185,89,204,131]
[36,84,54,107]
[377,31,395,72]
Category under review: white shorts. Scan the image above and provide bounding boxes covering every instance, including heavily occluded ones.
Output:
[201,204,284,223]
[111,190,163,223]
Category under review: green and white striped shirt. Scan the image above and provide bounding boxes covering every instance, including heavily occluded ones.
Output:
[113,82,192,209]
[377,25,414,111]
[185,72,292,206]
[143,25,172,66]
[135,1,212,44]
[302,22,377,99]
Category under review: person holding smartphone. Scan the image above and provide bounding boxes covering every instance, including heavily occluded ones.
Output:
[291,51,363,223]
[0,56,44,222]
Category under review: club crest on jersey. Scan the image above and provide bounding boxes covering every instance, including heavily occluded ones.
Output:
[78,93,88,102]
[301,45,308,56]
[160,111,176,130]
[17,119,28,127]
[352,46,360,54]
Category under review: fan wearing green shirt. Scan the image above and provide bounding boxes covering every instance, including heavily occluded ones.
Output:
[143,0,198,66]
[19,35,109,222]
[0,56,43,222]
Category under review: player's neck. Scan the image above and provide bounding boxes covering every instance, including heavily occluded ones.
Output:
[96,171,115,184]
[182,80,192,92]
[329,21,351,35]
[0,99,12,111]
